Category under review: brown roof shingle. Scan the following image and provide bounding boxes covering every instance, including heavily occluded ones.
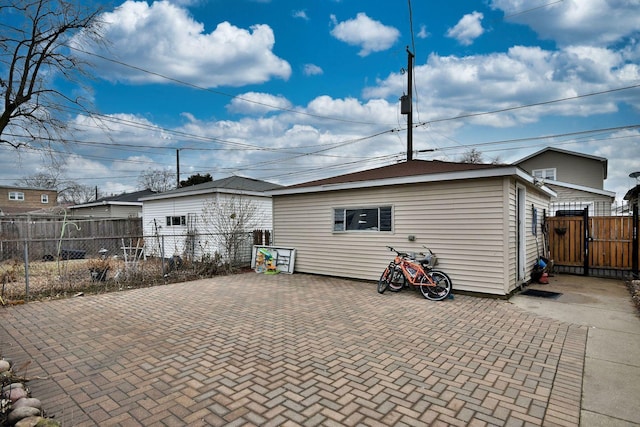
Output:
[287,159,509,189]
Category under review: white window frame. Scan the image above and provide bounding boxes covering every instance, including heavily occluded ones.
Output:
[532,168,556,180]
[333,206,393,232]
[9,191,24,201]
[41,194,49,204]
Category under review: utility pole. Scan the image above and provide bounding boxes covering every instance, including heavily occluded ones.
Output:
[400,47,415,161]
[176,149,180,188]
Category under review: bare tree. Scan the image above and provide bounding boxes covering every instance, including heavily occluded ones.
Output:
[459,148,484,164]
[0,0,103,148]
[138,168,176,193]
[200,195,259,266]
[61,182,100,204]
[16,170,62,190]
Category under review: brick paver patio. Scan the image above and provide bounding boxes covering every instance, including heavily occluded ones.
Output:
[1,273,586,426]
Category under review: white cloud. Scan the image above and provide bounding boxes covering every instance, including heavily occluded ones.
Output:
[330,13,400,56]
[226,92,293,115]
[490,0,640,47]
[292,10,309,20]
[303,64,323,76]
[417,24,430,39]
[74,0,291,87]
[446,11,485,46]
[364,44,638,127]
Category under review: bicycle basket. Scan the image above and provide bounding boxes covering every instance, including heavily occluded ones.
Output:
[421,254,437,267]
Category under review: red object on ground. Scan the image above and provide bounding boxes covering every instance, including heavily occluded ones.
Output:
[539,272,549,284]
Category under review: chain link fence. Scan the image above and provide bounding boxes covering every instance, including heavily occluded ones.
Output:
[0,231,260,302]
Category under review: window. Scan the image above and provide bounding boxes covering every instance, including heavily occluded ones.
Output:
[166,216,186,226]
[41,194,49,204]
[333,206,392,232]
[9,192,24,201]
[532,168,556,180]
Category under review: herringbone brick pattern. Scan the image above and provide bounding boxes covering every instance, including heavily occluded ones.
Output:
[1,273,586,426]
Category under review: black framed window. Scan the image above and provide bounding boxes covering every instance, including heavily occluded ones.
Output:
[333,206,392,232]
[166,216,186,226]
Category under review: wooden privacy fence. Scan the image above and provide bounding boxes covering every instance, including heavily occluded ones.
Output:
[547,210,639,278]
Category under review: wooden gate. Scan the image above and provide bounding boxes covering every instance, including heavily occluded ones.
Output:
[547,208,639,278]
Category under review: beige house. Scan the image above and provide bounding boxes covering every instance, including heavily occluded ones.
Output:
[0,185,58,215]
[513,147,615,216]
[270,160,554,296]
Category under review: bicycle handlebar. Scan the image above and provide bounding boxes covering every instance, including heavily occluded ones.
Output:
[386,246,413,259]
[386,245,433,259]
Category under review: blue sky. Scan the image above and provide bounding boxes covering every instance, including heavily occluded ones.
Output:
[2,0,640,200]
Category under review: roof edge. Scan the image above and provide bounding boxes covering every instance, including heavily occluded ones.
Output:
[270,166,556,198]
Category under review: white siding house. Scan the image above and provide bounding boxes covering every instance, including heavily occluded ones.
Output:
[140,176,281,261]
[270,160,554,296]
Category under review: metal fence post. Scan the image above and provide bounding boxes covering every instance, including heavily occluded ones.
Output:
[161,235,165,279]
[633,204,638,276]
[583,207,590,276]
[23,239,30,300]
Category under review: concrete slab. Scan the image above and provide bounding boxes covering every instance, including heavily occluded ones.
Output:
[510,273,640,427]
[583,358,640,425]
[587,328,640,366]
[581,411,639,427]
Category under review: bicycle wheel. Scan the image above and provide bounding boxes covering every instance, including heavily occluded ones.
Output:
[419,270,452,301]
[378,267,392,294]
[388,266,406,292]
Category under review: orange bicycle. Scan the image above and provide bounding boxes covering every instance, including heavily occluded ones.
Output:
[377,246,452,301]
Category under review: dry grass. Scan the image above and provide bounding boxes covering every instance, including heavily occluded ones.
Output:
[0,257,165,302]
[0,256,237,303]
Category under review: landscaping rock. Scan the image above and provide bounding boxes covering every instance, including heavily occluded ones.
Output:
[3,386,28,402]
[15,417,61,427]
[2,382,25,392]
[13,397,42,410]
[7,406,41,425]
[15,416,44,427]
[0,359,10,373]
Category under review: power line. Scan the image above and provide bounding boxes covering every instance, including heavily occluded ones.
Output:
[503,0,564,20]
[68,45,394,127]
[418,83,640,127]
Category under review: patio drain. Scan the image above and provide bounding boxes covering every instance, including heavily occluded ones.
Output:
[521,289,562,298]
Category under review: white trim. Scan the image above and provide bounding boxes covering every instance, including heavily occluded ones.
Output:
[69,201,143,209]
[514,146,608,164]
[544,179,616,198]
[140,188,270,201]
[270,167,556,198]
[516,184,527,282]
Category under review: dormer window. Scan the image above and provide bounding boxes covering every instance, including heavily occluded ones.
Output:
[41,194,49,203]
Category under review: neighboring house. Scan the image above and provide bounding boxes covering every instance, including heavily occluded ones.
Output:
[140,176,282,260]
[623,185,640,211]
[269,159,554,296]
[69,189,156,219]
[0,185,58,216]
[513,147,615,216]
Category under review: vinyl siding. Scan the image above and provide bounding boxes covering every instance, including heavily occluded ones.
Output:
[524,185,553,289]
[517,151,605,189]
[142,193,273,258]
[72,204,142,218]
[273,177,514,295]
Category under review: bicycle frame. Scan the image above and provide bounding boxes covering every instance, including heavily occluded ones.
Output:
[378,246,452,301]
[390,253,433,286]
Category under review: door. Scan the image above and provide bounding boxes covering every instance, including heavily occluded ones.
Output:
[517,186,526,281]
